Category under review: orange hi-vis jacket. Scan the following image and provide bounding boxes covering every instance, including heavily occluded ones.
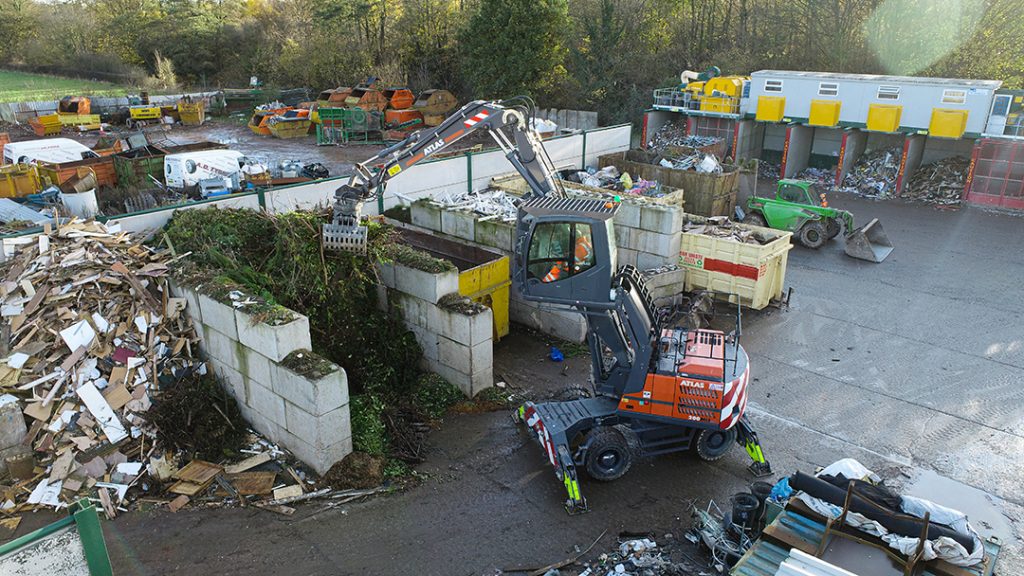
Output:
[543,235,593,282]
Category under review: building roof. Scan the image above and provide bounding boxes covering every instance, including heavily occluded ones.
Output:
[751,70,1002,89]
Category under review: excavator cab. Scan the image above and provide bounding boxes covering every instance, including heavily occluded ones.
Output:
[515,197,618,306]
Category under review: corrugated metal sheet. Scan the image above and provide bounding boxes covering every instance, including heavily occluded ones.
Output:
[777,549,857,576]
[732,540,790,575]
[0,198,52,225]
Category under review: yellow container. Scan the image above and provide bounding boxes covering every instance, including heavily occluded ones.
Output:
[679,214,793,310]
[458,255,511,340]
[0,164,42,198]
[929,108,968,138]
[58,114,101,127]
[129,106,162,121]
[178,102,205,126]
[30,114,63,136]
[867,104,902,132]
[756,96,786,122]
[808,99,841,126]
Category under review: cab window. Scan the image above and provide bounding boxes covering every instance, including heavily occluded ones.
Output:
[573,223,595,274]
[527,222,595,282]
[779,183,809,204]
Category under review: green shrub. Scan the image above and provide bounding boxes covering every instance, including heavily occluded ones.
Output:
[350,394,388,457]
[413,374,465,420]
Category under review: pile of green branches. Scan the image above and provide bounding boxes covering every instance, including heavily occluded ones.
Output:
[164,208,442,458]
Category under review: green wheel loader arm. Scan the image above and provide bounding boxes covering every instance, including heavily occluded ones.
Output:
[837,209,855,233]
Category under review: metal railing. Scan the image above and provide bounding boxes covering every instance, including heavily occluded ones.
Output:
[652,88,741,116]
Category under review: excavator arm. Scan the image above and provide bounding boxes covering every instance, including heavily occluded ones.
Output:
[323,99,565,252]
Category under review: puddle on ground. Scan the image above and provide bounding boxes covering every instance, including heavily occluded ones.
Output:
[905,469,1015,544]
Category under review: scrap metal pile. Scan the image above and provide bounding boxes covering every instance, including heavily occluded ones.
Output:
[646,121,721,153]
[517,532,710,576]
[645,122,725,174]
[646,121,687,151]
[683,216,771,245]
[796,167,836,189]
[757,160,780,181]
[658,153,723,174]
[0,220,352,523]
[841,147,901,198]
[904,156,969,206]
[436,189,520,222]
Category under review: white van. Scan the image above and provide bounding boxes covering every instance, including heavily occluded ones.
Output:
[3,138,99,165]
[164,150,247,193]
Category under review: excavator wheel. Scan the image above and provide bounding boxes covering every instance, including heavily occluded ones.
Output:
[798,221,827,249]
[584,427,633,481]
[558,383,593,401]
[743,212,768,229]
[695,428,738,462]
[826,218,842,240]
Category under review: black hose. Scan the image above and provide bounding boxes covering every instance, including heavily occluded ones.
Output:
[790,472,974,553]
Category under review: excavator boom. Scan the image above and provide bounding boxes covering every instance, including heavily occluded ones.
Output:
[323,99,564,252]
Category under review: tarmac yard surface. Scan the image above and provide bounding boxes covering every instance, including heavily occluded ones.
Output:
[91,195,1023,574]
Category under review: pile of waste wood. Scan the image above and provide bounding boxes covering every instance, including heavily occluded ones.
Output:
[903,156,969,206]
[0,220,368,526]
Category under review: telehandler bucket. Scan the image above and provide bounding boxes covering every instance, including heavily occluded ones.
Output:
[844,218,893,263]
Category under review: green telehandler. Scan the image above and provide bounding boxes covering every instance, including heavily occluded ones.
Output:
[745,179,894,263]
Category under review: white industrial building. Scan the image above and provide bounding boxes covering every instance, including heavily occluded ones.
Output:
[645,69,1024,210]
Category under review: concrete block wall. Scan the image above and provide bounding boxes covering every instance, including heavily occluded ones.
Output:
[641,266,687,301]
[170,281,352,475]
[378,262,494,396]
[613,202,684,270]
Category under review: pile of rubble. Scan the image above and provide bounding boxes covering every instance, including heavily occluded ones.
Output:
[0,220,379,525]
[842,147,901,198]
[903,156,969,206]
[684,216,771,245]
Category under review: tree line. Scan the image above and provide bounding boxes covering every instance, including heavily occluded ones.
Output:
[0,0,1020,125]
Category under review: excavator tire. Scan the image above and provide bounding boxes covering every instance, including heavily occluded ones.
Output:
[798,221,828,249]
[584,427,633,481]
[558,383,593,401]
[743,212,768,228]
[695,428,738,462]
[826,218,842,240]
